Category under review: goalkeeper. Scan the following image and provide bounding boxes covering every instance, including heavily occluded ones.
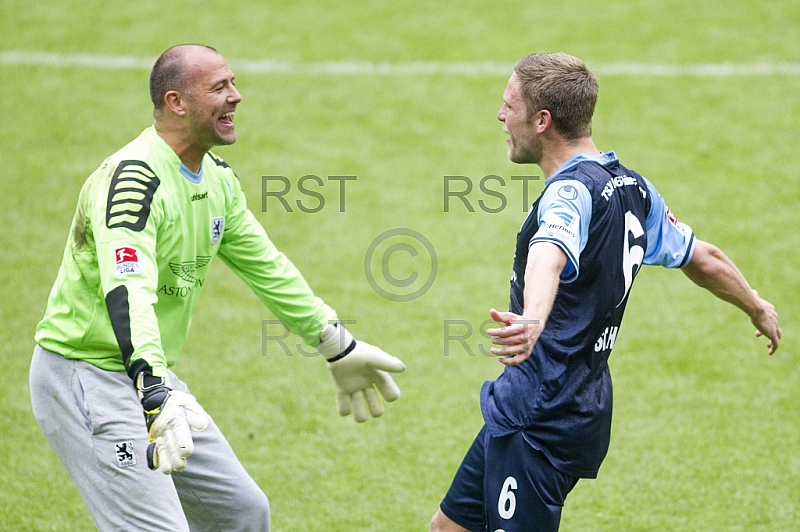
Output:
[30,44,405,532]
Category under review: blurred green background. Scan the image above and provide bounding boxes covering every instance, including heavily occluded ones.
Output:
[2,1,798,530]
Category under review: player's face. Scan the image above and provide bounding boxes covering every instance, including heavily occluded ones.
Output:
[183,50,242,149]
[498,74,542,164]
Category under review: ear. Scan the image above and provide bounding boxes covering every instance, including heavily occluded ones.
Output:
[534,109,552,134]
[163,90,188,117]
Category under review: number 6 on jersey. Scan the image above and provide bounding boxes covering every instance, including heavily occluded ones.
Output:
[498,476,518,520]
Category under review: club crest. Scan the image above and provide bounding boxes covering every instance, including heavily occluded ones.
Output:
[211,217,225,245]
[114,440,137,468]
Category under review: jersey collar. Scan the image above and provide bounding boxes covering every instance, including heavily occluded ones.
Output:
[546,151,618,184]
[179,162,204,184]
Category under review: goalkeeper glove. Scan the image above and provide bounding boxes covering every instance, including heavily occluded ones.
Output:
[136,373,209,475]
[318,323,405,423]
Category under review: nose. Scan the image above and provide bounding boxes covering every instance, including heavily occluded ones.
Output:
[497,104,507,122]
[229,85,242,104]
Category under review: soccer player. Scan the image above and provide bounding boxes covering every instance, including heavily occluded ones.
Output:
[429,53,781,532]
[30,44,405,532]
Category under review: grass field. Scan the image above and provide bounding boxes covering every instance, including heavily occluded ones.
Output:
[2,1,799,530]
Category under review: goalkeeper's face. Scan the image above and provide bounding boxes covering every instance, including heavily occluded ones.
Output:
[183,49,242,149]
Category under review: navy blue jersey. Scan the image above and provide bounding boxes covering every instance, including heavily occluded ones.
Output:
[481,152,695,478]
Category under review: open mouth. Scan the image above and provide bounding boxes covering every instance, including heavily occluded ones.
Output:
[219,111,235,127]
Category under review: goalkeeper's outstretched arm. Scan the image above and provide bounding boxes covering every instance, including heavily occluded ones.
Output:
[318,323,405,423]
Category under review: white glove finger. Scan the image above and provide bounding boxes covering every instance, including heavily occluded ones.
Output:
[184,409,209,432]
[169,419,194,458]
[364,385,384,418]
[174,393,210,432]
[351,391,368,423]
[360,343,406,373]
[162,429,188,473]
[373,370,402,402]
[336,391,351,417]
[155,436,173,475]
[175,399,208,433]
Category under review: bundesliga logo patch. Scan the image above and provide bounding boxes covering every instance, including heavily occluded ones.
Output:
[115,247,141,277]
[666,206,679,226]
[114,440,137,468]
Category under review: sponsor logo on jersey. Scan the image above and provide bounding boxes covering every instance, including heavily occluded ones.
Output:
[191,191,208,202]
[114,247,141,276]
[211,217,225,245]
[558,184,579,201]
[169,256,212,284]
[601,174,638,201]
[544,209,577,240]
[114,440,137,468]
[554,210,575,227]
[158,282,203,298]
[159,256,212,298]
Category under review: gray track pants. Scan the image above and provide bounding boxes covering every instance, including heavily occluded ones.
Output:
[30,345,270,531]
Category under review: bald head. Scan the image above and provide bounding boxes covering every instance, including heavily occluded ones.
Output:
[149,44,220,110]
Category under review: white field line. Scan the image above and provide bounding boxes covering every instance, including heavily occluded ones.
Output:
[3,50,800,76]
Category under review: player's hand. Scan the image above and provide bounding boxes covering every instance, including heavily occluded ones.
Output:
[487,308,542,366]
[137,374,209,474]
[318,324,405,422]
[750,290,781,355]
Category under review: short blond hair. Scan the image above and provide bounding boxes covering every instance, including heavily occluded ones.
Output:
[513,53,599,139]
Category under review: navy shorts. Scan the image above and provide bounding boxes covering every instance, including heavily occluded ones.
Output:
[440,425,578,532]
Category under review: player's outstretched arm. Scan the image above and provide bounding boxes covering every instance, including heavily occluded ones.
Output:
[318,324,405,423]
[681,239,781,355]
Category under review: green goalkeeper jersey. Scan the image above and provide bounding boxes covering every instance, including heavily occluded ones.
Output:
[36,126,337,379]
